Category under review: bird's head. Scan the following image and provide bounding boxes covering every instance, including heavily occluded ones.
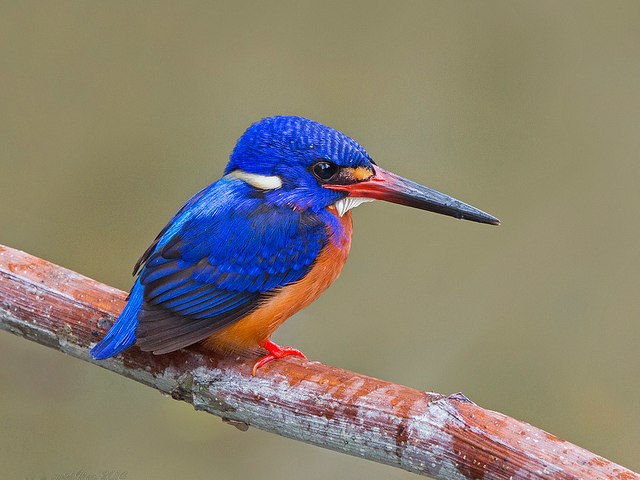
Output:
[225,116,499,224]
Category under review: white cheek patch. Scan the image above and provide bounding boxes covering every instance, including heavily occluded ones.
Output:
[226,170,283,190]
[333,197,374,217]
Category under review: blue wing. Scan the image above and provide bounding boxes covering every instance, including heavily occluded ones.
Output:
[91,177,328,359]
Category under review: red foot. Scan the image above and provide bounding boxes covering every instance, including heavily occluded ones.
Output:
[252,339,306,375]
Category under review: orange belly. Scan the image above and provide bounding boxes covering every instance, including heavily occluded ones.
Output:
[202,208,353,353]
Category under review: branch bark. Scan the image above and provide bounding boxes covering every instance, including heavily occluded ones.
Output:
[0,243,636,480]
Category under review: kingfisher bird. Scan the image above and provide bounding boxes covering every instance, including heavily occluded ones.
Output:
[91,116,499,374]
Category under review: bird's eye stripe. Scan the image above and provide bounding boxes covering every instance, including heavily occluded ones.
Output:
[226,170,283,190]
[350,166,374,181]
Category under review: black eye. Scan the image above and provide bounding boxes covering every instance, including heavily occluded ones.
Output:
[311,161,339,182]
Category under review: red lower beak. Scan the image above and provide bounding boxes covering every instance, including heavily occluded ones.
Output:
[325,166,499,225]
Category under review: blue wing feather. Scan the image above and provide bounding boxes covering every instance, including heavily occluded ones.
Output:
[91,177,328,359]
[90,280,144,360]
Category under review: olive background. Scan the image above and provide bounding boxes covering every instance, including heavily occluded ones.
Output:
[1,2,639,479]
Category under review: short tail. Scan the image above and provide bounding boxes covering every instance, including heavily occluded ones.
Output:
[90,282,143,360]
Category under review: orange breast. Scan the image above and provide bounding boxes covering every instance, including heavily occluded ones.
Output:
[203,208,353,353]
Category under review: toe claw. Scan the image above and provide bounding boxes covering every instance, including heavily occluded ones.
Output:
[252,340,307,375]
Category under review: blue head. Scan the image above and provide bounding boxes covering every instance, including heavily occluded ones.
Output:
[225,116,375,212]
[224,116,499,224]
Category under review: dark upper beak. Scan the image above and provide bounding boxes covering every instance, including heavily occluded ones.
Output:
[325,165,500,225]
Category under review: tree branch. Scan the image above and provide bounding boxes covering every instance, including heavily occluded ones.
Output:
[0,243,636,480]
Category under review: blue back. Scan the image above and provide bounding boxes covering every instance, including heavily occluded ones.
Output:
[91,177,332,358]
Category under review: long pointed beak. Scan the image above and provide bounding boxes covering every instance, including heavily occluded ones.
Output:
[326,166,500,225]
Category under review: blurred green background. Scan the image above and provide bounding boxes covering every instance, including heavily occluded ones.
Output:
[1,1,638,478]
